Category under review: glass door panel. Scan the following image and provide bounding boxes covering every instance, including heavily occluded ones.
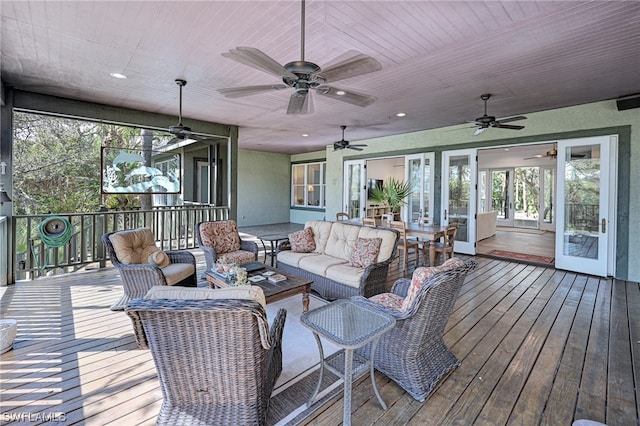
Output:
[540,166,555,232]
[404,153,434,224]
[514,167,540,229]
[555,137,610,276]
[442,149,477,254]
[491,169,513,226]
[343,160,365,220]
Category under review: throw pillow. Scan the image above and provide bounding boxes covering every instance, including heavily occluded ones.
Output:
[349,237,382,268]
[147,250,170,268]
[401,257,465,311]
[289,228,315,253]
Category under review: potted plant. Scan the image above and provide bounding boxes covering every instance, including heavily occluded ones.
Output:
[370,177,412,221]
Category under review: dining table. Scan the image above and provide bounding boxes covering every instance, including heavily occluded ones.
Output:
[372,219,448,267]
[404,223,448,267]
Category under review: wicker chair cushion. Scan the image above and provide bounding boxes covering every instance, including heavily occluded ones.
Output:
[142,286,270,348]
[219,250,257,265]
[161,263,197,286]
[148,250,170,268]
[401,257,465,311]
[368,292,404,311]
[325,263,366,288]
[199,220,241,254]
[109,227,162,265]
[349,237,382,268]
[288,228,316,253]
[145,285,267,311]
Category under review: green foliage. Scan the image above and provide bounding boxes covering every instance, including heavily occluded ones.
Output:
[370,177,412,212]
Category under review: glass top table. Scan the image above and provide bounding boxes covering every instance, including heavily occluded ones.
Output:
[300,299,395,426]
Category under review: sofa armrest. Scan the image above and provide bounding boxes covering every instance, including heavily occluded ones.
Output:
[351,296,409,320]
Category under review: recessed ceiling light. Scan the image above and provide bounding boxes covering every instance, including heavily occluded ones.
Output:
[302,134,309,137]
[395,112,407,117]
[110,72,127,79]
[336,90,346,96]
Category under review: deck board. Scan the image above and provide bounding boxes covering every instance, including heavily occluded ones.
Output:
[1,248,638,425]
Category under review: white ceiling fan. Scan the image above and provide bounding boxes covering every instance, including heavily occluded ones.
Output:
[219,0,382,115]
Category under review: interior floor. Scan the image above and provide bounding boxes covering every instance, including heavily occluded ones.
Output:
[477,227,555,260]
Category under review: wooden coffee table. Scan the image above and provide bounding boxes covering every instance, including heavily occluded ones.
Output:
[205,264,312,311]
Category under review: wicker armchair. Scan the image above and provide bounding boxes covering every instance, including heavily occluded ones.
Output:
[196,220,258,272]
[352,259,477,402]
[126,298,286,426]
[103,228,197,310]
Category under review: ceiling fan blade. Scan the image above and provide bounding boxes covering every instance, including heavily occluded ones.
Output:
[495,116,527,124]
[493,124,525,130]
[473,127,487,136]
[318,52,382,83]
[347,145,364,151]
[287,91,313,115]
[222,47,297,79]
[523,154,545,160]
[316,86,377,107]
[219,84,289,98]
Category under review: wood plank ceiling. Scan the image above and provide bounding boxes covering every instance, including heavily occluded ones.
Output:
[1,1,639,153]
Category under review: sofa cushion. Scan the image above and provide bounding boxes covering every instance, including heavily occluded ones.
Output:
[289,228,316,253]
[199,221,241,254]
[299,254,348,276]
[401,257,465,311]
[369,292,404,311]
[357,226,397,263]
[325,263,366,288]
[277,250,319,268]
[324,222,361,260]
[305,221,333,254]
[148,250,170,268]
[109,227,159,265]
[350,237,382,268]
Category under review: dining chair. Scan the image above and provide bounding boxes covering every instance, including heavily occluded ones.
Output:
[429,224,458,265]
[389,221,420,270]
[362,217,377,227]
[336,212,350,221]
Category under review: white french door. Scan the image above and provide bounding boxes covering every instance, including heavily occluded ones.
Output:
[404,153,435,224]
[343,160,366,221]
[442,149,477,254]
[491,168,515,227]
[539,166,555,232]
[555,136,613,276]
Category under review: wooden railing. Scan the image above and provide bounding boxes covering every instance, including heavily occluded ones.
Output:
[12,205,230,280]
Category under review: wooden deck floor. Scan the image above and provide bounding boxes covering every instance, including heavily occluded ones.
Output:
[1,249,638,425]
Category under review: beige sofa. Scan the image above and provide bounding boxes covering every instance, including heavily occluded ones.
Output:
[276,220,399,300]
[477,211,498,241]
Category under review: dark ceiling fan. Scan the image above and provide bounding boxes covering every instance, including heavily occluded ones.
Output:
[219,0,382,115]
[333,125,367,151]
[166,79,210,143]
[524,143,587,160]
[471,94,527,136]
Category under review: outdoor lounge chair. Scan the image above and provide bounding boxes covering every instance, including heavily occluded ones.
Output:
[102,227,197,310]
[125,294,286,425]
[352,258,477,402]
[196,220,259,272]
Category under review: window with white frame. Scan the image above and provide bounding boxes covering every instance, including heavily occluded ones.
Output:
[292,162,326,208]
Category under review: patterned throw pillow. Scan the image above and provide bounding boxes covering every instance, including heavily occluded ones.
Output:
[401,257,465,311]
[289,228,316,253]
[369,292,404,311]
[349,237,382,268]
[200,221,241,254]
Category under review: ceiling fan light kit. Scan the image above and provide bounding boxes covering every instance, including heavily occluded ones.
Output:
[219,0,381,115]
